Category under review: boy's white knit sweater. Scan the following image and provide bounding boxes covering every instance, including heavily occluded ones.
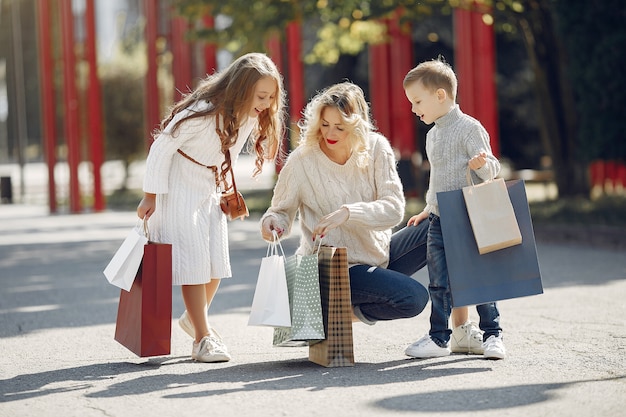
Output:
[262,132,405,268]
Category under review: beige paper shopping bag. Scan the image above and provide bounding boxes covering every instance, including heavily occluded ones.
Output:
[462,169,522,255]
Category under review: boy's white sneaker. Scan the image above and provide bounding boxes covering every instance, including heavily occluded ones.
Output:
[450,321,484,354]
[405,334,451,358]
[482,335,506,360]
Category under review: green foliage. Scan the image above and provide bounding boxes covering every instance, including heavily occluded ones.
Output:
[554,0,626,162]
[173,0,446,63]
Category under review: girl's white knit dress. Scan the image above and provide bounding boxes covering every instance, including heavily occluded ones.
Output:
[143,100,256,285]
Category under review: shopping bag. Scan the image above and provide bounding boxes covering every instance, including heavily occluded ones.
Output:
[462,169,522,254]
[248,235,291,327]
[104,225,149,291]
[437,179,543,307]
[309,246,354,367]
[273,246,325,345]
[114,241,172,357]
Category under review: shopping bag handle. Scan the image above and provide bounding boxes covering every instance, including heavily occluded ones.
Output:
[267,230,286,257]
[140,217,150,241]
[466,164,495,187]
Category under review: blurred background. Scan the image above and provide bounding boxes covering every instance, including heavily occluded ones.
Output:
[0,0,624,225]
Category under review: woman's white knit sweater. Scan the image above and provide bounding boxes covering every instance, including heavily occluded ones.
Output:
[262,132,405,268]
[424,105,501,216]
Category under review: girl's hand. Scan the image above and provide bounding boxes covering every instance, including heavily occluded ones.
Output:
[407,210,428,226]
[137,193,156,220]
[313,207,349,239]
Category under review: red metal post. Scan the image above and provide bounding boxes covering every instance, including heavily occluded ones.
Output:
[454,7,500,156]
[143,0,160,142]
[36,0,57,213]
[286,22,305,131]
[60,0,81,213]
[171,17,193,101]
[369,41,392,141]
[85,0,104,211]
[388,16,415,158]
[203,16,217,75]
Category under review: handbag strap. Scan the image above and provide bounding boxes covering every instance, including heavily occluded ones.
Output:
[176,148,238,193]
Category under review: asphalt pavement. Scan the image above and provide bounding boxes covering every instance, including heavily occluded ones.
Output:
[0,203,625,417]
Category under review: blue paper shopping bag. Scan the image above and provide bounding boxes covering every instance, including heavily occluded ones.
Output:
[437,179,543,307]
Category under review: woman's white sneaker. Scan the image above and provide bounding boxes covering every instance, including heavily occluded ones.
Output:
[405,334,451,358]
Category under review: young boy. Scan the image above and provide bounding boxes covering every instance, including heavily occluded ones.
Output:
[403,58,506,360]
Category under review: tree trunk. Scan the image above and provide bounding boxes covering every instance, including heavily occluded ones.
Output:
[516,1,589,198]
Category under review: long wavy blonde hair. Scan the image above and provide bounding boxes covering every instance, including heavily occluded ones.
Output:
[298,82,373,168]
[157,52,286,179]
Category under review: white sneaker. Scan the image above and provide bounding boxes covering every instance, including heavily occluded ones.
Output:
[451,321,484,354]
[405,334,451,358]
[482,335,506,360]
[192,336,231,363]
[178,310,196,338]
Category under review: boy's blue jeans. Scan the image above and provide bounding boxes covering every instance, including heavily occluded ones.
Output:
[349,221,430,322]
[427,214,502,347]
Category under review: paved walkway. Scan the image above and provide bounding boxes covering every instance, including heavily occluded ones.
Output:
[0,204,625,417]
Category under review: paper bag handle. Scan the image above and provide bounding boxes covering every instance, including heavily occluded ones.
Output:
[466,164,495,187]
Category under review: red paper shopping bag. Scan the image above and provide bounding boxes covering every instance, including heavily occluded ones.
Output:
[114,241,172,357]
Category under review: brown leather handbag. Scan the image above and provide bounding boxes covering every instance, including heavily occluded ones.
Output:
[177,149,249,221]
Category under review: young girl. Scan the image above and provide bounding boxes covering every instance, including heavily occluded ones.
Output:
[137,53,285,363]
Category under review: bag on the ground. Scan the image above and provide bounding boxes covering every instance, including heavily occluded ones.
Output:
[248,234,291,327]
[114,239,172,357]
[308,245,355,367]
[103,224,149,291]
[437,179,543,307]
[462,168,522,254]
[273,244,325,345]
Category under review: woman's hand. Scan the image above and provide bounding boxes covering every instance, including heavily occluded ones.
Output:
[137,193,156,220]
[261,217,284,241]
[407,210,428,226]
[313,207,349,239]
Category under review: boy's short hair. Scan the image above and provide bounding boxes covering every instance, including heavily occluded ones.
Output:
[403,58,458,101]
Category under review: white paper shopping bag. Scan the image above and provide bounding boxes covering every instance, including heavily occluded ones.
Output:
[248,233,291,327]
[104,225,148,291]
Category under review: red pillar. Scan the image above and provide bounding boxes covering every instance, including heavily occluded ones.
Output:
[171,17,193,101]
[36,0,57,213]
[286,22,305,135]
[85,0,104,211]
[60,0,81,213]
[203,16,217,75]
[369,41,392,141]
[143,0,160,142]
[454,7,500,157]
[388,16,415,158]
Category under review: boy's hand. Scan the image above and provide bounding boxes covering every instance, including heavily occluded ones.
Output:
[469,151,487,170]
[407,211,428,226]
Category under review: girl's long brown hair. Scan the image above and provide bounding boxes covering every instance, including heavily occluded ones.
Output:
[157,52,286,181]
